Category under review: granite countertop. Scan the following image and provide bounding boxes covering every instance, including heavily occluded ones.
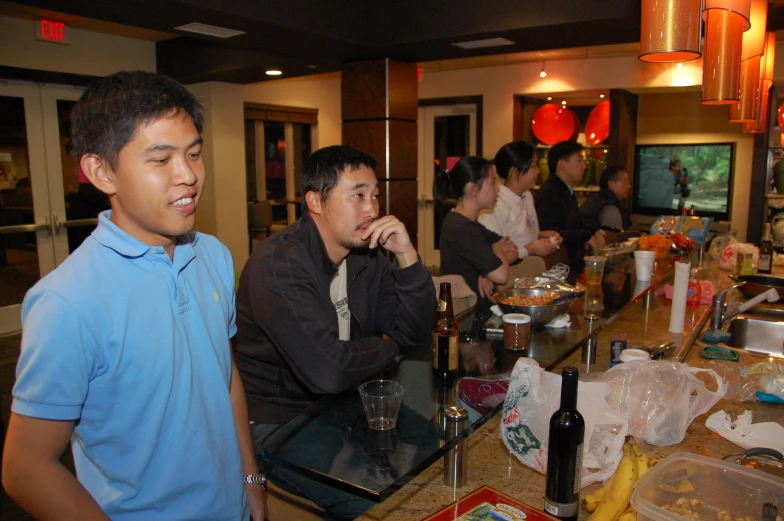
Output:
[357,257,784,521]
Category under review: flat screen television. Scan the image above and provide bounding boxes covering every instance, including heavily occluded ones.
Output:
[632,143,735,222]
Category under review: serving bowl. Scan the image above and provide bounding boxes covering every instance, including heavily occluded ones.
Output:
[493,287,575,325]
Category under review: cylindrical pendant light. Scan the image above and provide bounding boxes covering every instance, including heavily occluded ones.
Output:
[702,0,752,105]
[743,32,776,133]
[729,0,767,121]
[639,0,702,62]
[729,55,761,121]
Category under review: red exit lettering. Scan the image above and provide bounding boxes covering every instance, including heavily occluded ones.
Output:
[36,19,69,44]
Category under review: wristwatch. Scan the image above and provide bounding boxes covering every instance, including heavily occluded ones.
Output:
[243,473,267,490]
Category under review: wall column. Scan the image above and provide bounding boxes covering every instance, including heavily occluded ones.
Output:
[186,81,248,272]
[341,59,418,242]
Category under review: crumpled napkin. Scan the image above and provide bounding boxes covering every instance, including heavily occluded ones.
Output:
[654,280,717,305]
[705,409,784,454]
[546,313,571,328]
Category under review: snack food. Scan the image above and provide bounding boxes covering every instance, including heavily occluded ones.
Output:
[499,291,558,307]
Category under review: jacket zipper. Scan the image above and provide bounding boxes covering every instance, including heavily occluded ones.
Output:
[346,262,367,338]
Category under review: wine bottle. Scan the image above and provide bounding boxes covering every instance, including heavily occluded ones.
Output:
[544,367,585,521]
[432,282,458,381]
[758,223,773,274]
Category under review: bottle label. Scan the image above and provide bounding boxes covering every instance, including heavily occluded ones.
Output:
[432,333,458,370]
[574,442,583,494]
[544,499,578,517]
[759,254,771,272]
[437,298,447,312]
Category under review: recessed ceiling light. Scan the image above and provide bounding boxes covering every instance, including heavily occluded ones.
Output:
[547,96,553,101]
[599,94,606,98]
[452,37,515,50]
[676,62,684,69]
[561,101,567,105]
[174,22,245,39]
[266,69,282,76]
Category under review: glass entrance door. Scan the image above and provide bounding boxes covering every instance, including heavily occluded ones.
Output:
[0,82,88,334]
[417,104,477,270]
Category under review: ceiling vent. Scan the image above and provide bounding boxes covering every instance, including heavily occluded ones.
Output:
[452,37,514,50]
[175,23,246,39]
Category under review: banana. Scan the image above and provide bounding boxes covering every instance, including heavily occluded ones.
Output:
[619,506,637,521]
[587,442,639,521]
[630,441,650,479]
[582,473,616,512]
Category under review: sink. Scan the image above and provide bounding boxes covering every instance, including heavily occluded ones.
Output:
[726,314,784,356]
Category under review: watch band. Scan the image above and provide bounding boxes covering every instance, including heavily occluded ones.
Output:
[243,473,267,490]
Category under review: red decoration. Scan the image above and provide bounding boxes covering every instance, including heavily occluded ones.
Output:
[778,102,784,129]
[568,109,580,141]
[531,103,577,145]
[585,100,610,145]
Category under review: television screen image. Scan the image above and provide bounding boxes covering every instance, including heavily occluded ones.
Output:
[633,143,735,221]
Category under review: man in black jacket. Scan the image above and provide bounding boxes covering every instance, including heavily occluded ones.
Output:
[534,141,602,272]
[579,166,631,233]
[235,145,436,520]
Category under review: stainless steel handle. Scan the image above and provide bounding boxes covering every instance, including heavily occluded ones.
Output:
[61,218,99,228]
[0,222,50,235]
[50,214,61,236]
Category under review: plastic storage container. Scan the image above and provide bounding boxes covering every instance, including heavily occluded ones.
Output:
[619,348,651,363]
[631,453,784,521]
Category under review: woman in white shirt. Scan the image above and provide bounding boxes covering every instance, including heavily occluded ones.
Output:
[479,141,563,258]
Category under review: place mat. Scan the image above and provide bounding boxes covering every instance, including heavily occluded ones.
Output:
[421,485,556,521]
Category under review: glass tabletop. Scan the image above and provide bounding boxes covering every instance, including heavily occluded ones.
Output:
[261,254,673,502]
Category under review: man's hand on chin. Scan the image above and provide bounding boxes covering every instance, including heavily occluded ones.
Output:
[362,215,418,268]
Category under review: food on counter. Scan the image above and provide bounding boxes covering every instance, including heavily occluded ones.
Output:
[670,232,696,251]
[637,234,672,260]
[499,291,558,306]
[584,437,651,521]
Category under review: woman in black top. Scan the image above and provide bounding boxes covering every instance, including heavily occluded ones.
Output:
[435,156,518,300]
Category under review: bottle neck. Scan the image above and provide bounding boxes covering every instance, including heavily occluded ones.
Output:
[438,284,455,321]
[560,372,578,410]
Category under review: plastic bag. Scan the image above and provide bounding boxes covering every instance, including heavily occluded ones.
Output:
[500,358,628,488]
[599,361,726,446]
[708,234,736,260]
[719,242,758,272]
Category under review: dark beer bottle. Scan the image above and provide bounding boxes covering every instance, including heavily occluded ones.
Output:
[432,282,458,381]
[758,223,773,274]
[544,367,585,521]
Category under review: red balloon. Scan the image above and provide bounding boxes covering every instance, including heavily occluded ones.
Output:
[568,109,580,141]
[531,103,577,145]
[585,100,610,145]
[778,102,784,130]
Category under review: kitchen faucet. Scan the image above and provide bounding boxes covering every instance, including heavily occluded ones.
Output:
[711,282,779,330]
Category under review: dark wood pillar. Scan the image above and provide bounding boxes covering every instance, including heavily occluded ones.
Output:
[341,59,418,242]
[608,89,638,224]
[747,85,775,244]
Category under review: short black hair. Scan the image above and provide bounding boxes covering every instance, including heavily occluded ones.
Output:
[302,145,377,212]
[547,141,585,176]
[71,71,204,171]
[494,141,535,180]
[599,166,627,190]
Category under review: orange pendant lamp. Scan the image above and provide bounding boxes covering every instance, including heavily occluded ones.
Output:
[639,0,702,62]
[743,32,776,133]
[702,0,751,105]
[729,0,767,122]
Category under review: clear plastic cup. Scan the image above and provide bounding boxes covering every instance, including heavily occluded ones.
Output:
[358,380,404,430]
[583,256,607,320]
[634,250,656,281]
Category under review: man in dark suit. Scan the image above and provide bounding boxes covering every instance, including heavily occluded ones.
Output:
[534,141,602,272]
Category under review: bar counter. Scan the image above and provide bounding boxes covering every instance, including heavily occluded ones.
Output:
[357,255,784,521]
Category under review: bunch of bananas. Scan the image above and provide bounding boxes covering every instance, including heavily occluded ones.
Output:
[582,437,653,521]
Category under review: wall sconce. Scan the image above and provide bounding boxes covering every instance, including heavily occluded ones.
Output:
[639,0,702,62]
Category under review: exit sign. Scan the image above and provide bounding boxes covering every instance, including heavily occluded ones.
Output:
[35,19,69,44]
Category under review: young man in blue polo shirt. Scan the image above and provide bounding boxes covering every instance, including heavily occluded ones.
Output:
[2,71,266,521]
